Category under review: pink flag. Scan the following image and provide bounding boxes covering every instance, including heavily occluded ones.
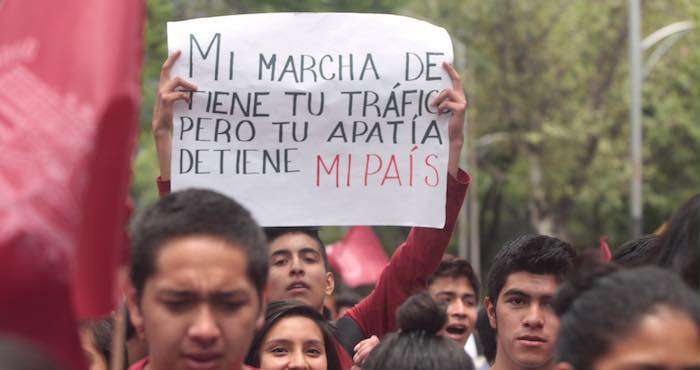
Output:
[327,227,390,287]
[0,1,144,369]
[599,237,612,262]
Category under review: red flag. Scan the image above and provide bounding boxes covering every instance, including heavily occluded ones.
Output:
[0,1,144,369]
[326,227,390,288]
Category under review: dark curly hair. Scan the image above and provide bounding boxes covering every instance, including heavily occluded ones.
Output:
[553,259,700,370]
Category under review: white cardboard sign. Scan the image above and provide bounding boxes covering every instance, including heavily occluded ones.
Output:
[167,13,453,227]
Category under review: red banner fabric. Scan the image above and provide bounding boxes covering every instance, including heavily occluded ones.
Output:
[0,1,144,369]
[327,227,390,288]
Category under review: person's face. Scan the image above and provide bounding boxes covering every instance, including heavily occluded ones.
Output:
[486,272,559,370]
[592,306,700,370]
[259,315,329,370]
[429,276,477,346]
[127,236,263,370]
[265,233,334,312]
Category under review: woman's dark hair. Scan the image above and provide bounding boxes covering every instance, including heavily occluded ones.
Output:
[654,194,700,290]
[553,258,700,370]
[245,300,341,370]
[612,234,660,267]
[363,292,474,370]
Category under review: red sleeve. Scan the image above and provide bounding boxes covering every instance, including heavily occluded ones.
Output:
[156,176,171,198]
[345,169,470,338]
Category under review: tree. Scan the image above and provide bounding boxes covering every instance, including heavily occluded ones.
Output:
[404,0,699,266]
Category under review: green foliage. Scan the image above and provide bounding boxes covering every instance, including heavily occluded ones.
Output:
[405,0,699,268]
[131,0,173,211]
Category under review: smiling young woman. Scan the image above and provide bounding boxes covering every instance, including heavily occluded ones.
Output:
[245,300,342,370]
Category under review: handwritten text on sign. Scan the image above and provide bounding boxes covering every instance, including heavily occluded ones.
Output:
[167,13,453,227]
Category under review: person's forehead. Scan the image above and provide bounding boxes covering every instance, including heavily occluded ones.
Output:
[594,308,700,370]
[499,271,559,297]
[429,276,476,295]
[265,315,324,341]
[155,235,248,266]
[268,232,322,254]
[151,235,256,291]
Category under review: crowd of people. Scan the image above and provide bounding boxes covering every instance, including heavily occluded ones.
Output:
[3,49,699,370]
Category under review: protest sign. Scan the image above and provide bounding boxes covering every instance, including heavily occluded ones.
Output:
[167,13,454,227]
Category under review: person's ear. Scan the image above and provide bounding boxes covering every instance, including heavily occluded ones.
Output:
[324,271,335,297]
[485,296,497,330]
[126,285,145,339]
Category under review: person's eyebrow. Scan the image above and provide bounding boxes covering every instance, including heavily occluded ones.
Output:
[502,288,530,298]
[210,290,251,300]
[435,291,456,297]
[156,290,197,299]
[264,338,293,347]
[271,249,292,258]
[157,289,250,300]
[299,247,321,256]
[303,339,324,347]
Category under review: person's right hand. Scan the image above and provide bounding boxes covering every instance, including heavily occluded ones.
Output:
[152,50,197,181]
[152,50,198,139]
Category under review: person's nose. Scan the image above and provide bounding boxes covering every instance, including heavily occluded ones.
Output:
[188,305,220,346]
[522,303,545,329]
[290,255,305,277]
[449,300,468,318]
[287,349,310,370]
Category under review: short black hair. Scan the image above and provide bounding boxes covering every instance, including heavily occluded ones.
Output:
[245,300,342,370]
[130,189,268,300]
[264,227,329,270]
[363,292,474,370]
[553,261,700,370]
[486,234,576,304]
[427,254,480,299]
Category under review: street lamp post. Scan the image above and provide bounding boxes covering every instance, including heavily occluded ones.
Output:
[629,0,643,238]
[628,0,694,238]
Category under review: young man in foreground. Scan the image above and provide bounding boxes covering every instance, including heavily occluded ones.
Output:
[485,235,576,370]
[126,189,268,370]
